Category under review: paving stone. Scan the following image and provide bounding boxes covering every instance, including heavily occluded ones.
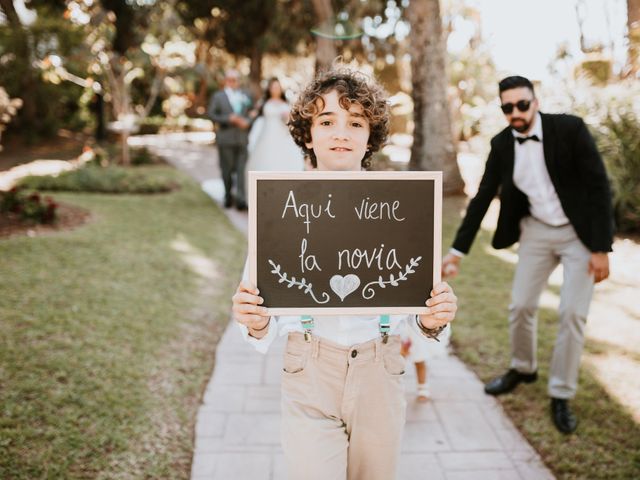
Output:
[196,453,271,480]
[493,426,537,453]
[202,385,245,411]
[191,452,219,477]
[223,413,281,446]
[429,377,486,401]
[402,421,451,452]
[195,410,227,437]
[272,453,287,480]
[434,401,502,451]
[445,469,521,480]
[245,385,282,413]
[194,436,226,453]
[405,399,439,422]
[397,454,445,480]
[438,452,514,471]
[210,361,264,385]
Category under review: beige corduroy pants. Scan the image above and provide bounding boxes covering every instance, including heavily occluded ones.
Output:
[280,332,407,480]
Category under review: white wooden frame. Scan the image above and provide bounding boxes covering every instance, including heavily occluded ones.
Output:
[248,170,442,315]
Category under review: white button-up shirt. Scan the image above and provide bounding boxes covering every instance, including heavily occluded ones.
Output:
[512,113,569,227]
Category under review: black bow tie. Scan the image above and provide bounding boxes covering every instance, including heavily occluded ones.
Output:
[516,135,540,144]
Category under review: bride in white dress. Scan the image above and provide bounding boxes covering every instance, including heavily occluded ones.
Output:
[247,78,305,172]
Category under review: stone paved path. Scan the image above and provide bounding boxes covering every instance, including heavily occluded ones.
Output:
[132,133,555,480]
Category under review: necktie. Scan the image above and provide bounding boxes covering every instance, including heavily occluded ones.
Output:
[516,135,540,144]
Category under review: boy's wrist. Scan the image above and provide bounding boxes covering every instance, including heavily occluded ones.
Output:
[248,319,270,338]
[416,316,446,342]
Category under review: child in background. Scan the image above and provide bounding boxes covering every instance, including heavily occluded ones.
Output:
[400,319,451,402]
[231,67,457,480]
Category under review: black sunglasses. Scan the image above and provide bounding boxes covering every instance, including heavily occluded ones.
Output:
[500,99,532,114]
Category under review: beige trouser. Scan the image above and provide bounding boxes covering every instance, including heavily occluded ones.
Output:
[281,332,407,480]
[509,216,595,399]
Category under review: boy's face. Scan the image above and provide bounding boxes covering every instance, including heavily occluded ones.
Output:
[305,89,370,171]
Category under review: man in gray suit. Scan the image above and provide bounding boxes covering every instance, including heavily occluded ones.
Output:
[208,69,254,210]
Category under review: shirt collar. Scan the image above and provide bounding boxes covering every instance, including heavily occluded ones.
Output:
[512,112,543,141]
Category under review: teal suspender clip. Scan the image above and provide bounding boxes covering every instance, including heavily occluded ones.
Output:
[301,315,314,342]
[379,314,391,344]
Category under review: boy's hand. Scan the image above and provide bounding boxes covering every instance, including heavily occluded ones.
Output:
[232,281,271,338]
[418,281,457,330]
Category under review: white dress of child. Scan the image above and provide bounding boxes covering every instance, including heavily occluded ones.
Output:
[247,99,304,172]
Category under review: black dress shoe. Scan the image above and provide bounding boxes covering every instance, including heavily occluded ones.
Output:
[484,369,538,396]
[551,398,577,434]
[224,195,233,208]
[235,201,248,211]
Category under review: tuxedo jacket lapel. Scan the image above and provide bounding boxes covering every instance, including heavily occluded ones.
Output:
[222,91,234,113]
[496,129,516,189]
[541,113,559,188]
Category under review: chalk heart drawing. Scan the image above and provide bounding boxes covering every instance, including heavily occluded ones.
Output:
[330,274,361,302]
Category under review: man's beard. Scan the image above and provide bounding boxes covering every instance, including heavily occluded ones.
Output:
[510,119,530,133]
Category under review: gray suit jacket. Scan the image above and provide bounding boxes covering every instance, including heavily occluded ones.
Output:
[208,89,254,146]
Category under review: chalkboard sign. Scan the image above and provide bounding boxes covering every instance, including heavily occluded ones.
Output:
[248,171,442,315]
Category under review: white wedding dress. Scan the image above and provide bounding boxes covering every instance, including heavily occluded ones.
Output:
[247,100,304,172]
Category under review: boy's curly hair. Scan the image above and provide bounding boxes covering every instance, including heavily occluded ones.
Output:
[288,68,390,169]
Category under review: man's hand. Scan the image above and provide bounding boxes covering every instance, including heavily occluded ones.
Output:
[589,252,610,283]
[418,281,457,330]
[229,113,249,129]
[232,281,271,338]
[441,252,462,278]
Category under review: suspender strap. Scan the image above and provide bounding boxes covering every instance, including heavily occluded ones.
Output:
[301,315,314,342]
[301,315,390,343]
[379,314,391,344]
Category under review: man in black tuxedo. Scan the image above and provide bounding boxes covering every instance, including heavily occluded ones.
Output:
[442,76,613,434]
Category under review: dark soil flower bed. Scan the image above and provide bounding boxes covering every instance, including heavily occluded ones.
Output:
[0,201,91,239]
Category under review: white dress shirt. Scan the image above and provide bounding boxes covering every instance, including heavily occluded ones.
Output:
[236,260,447,354]
[512,113,569,227]
[450,113,569,259]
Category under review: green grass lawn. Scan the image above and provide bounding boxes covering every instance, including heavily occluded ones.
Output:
[2,176,638,479]
[0,166,246,479]
[443,196,640,479]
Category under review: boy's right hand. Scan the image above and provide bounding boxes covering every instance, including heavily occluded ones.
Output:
[232,281,271,338]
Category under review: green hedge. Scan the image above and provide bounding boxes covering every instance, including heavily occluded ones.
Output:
[593,111,640,233]
[17,165,178,194]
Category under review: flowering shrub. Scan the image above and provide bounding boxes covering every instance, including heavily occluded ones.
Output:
[0,188,58,224]
[0,86,23,151]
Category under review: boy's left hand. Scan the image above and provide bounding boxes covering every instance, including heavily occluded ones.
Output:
[418,282,457,330]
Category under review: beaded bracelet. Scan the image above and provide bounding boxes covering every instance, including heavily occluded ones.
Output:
[415,316,446,342]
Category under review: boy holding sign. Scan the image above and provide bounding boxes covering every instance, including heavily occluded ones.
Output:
[231,68,457,480]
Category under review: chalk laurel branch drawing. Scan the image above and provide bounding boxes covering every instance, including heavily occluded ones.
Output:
[268,260,330,304]
[362,256,422,299]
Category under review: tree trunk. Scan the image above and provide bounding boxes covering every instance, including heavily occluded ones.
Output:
[311,0,337,73]
[626,0,640,77]
[249,47,263,100]
[408,0,464,196]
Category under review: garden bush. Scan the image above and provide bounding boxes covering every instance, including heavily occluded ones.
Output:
[17,165,178,194]
[0,187,57,223]
[548,80,640,235]
[593,111,640,233]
